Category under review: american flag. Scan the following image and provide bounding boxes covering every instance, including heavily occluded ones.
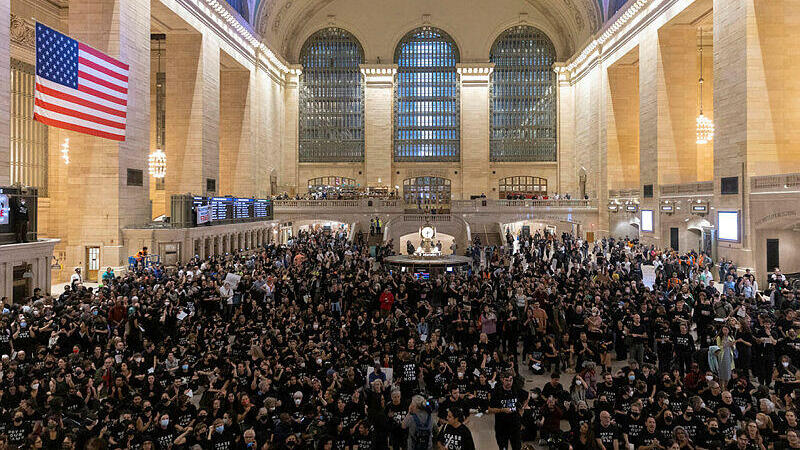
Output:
[34,23,129,141]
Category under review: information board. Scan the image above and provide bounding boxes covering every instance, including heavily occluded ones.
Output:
[210,197,231,221]
[233,198,252,219]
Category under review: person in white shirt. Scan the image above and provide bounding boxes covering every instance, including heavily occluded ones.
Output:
[69,268,82,287]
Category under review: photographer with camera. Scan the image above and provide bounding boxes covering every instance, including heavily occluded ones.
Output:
[402,395,436,450]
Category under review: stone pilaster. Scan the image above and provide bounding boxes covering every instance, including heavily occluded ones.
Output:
[61,0,150,270]
[220,67,253,197]
[280,66,300,194]
[0,6,10,186]
[457,63,492,199]
[165,33,220,199]
[555,64,575,195]
[361,65,396,189]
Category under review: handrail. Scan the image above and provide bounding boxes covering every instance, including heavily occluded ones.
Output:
[272,198,597,211]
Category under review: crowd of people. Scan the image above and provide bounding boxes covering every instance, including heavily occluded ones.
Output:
[0,227,798,450]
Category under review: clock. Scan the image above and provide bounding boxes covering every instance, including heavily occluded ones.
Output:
[420,226,435,239]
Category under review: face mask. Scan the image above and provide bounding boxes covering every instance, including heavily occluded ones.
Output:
[576,380,582,386]
[294,399,302,406]
[313,324,318,330]
[161,418,169,427]
[20,322,26,328]
[182,365,189,370]
[31,383,39,390]
[92,310,98,316]
[316,358,322,365]
[784,362,791,368]
[705,375,713,381]
[628,375,635,381]
[216,425,224,433]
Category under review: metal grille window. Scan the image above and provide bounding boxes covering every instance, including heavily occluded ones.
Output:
[10,59,48,196]
[498,176,548,198]
[394,27,460,162]
[299,28,365,162]
[403,177,451,210]
[490,26,557,162]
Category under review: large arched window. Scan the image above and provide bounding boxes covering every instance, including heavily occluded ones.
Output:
[490,26,557,162]
[394,27,460,162]
[299,28,365,162]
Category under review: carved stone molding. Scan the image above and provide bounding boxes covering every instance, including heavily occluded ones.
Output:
[10,14,36,49]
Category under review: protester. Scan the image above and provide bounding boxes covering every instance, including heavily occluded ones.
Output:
[0,228,795,450]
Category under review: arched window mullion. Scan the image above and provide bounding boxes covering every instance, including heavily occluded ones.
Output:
[299,28,365,162]
[490,25,557,162]
[393,27,460,162]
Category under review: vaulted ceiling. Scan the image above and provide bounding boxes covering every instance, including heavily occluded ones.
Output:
[252,0,607,63]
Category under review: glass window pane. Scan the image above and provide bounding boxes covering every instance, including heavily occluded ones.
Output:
[394,27,460,162]
[490,26,557,162]
[299,28,365,162]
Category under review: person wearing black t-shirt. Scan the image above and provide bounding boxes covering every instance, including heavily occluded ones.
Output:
[437,407,475,450]
[637,416,662,450]
[596,410,621,450]
[673,323,695,376]
[489,372,527,450]
[675,406,702,441]
[628,314,648,365]
[696,419,726,450]
[624,403,647,449]
[439,386,468,426]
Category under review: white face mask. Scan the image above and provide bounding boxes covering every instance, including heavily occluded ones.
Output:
[294,399,302,406]
[784,362,791,368]
[705,375,713,381]
[31,383,39,390]
[316,358,322,365]
[576,380,582,386]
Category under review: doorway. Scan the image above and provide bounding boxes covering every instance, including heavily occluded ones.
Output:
[12,264,31,304]
[85,247,100,282]
[767,239,780,273]
[670,228,679,251]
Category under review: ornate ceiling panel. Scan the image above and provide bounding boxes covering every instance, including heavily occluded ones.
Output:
[254,0,604,62]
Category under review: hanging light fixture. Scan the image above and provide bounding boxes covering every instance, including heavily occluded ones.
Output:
[60,137,70,165]
[696,28,714,144]
[149,35,167,179]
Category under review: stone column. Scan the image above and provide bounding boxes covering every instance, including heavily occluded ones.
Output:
[457,64,493,199]
[63,0,151,269]
[165,33,220,198]
[220,66,253,196]
[0,6,9,186]
[361,65,396,189]
[280,66,301,194]
[555,64,575,194]
[637,30,662,245]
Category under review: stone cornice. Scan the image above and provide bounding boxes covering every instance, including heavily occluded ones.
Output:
[360,64,397,88]
[456,63,494,86]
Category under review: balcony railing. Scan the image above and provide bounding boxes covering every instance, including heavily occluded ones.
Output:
[272,198,597,213]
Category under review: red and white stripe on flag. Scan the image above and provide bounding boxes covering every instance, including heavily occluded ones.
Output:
[33,23,129,141]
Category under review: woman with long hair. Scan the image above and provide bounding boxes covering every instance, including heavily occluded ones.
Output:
[715,325,736,385]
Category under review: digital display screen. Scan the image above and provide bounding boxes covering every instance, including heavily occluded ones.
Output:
[190,196,272,226]
[254,200,270,218]
[233,198,252,220]
[641,210,654,232]
[692,205,707,213]
[210,197,231,221]
[660,205,673,212]
[718,211,739,241]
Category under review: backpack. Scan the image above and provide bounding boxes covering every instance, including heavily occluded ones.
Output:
[411,413,432,450]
